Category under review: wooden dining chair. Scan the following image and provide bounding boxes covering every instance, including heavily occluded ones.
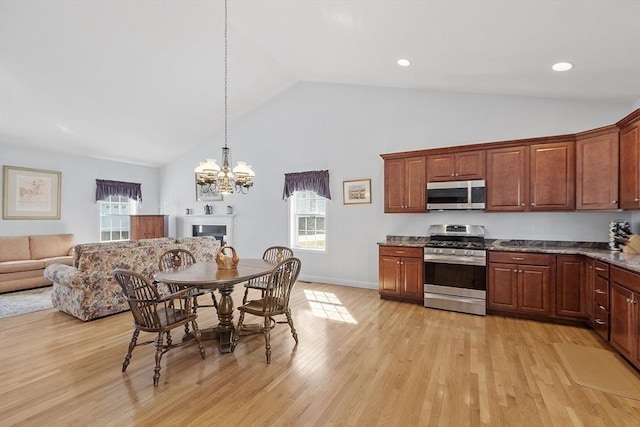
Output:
[158,248,218,311]
[113,268,206,386]
[233,257,301,363]
[242,246,294,304]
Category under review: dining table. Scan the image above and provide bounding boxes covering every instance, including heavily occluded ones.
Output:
[153,259,275,354]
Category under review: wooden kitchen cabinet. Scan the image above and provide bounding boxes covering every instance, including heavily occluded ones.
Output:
[486,146,528,211]
[426,150,485,182]
[609,266,640,370]
[556,255,586,319]
[130,215,168,240]
[488,251,553,316]
[383,156,426,213]
[576,126,619,210]
[529,141,575,211]
[378,245,424,303]
[618,110,640,210]
[486,140,574,212]
[592,260,611,341]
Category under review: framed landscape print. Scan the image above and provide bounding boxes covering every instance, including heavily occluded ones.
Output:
[195,176,223,201]
[343,179,371,205]
[3,166,61,219]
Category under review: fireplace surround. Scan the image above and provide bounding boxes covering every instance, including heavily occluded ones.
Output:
[177,215,235,246]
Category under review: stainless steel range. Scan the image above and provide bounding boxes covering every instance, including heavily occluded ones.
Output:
[423,224,486,316]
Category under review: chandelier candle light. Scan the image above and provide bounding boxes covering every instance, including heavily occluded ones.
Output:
[195,0,255,194]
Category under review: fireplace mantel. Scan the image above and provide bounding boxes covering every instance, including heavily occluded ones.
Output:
[177,215,235,246]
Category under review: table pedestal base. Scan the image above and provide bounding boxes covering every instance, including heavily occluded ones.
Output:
[194,286,236,354]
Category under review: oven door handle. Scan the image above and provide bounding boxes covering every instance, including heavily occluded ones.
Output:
[423,255,486,267]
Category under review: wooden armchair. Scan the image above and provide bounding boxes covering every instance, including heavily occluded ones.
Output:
[242,246,294,304]
[233,257,301,363]
[158,248,219,310]
[113,268,206,386]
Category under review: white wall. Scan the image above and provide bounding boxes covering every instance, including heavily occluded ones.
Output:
[0,143,161,243]
[161,82,635,289]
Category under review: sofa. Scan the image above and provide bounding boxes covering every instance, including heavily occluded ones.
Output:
[44,236,220,321]
[0,234,74,293]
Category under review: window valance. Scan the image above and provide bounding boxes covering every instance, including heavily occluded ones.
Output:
[95,179,142,202]
[282,170,331,200]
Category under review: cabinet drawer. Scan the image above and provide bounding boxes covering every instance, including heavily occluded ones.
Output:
[610,266,640,293]
[488,251,551,266]
[594,284,609,309]
[593,261,609,279]
[593,303,609,341]
[379,246,424,258]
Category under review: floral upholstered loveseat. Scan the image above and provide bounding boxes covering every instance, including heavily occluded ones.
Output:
[43,236,220,321]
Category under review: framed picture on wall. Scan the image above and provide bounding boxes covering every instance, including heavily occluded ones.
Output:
[195,177,223,201]
[343,179,371,205]
[3,165,62,219]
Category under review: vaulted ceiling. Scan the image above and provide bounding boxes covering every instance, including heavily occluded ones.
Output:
[1,0,639,167]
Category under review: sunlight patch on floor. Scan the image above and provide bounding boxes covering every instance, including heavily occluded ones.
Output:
[304,289,357,324]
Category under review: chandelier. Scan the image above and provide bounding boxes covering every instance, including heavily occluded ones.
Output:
[195,0,255,194]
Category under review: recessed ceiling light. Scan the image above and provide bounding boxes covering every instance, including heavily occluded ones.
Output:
[397,59,411,67]
[552,62,573,72]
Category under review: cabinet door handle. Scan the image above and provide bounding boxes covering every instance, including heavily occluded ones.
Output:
[521,203,525,206]
[511,257,524,261]
[635,198,640,202]
[396,250,405,254]
[594,319,605,325]
[611,200,617,204]
[531,202,535,206]
[594,267,606,272]
[594,289,607,294]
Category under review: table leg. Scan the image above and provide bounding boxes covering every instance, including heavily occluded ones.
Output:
[215,285,235,353]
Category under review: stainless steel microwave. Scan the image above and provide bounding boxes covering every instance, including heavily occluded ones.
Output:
[426,180,486,210]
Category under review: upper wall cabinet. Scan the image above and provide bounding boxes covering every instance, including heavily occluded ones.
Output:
[530,140,575,211]
[426,150,485,182]
[618,110,640,210]
[486,146,528,211]
[383,155,427,213]
[576,126,619,210]
[486,140,575,212]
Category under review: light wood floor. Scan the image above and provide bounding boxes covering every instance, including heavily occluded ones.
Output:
[1,282,639,426]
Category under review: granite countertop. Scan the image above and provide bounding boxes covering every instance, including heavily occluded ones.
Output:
[379,235,640,274]
[487,239,640,274]
[378,235,429,247]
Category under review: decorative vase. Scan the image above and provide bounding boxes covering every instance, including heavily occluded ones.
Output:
[215,245,239,270]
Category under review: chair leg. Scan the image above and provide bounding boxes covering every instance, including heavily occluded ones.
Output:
[191,320,206,360]
[210,291,218,309]
[233,311,246,349]
[153,333,164,387]
[286,310,298,344]
[264,316,272,364]
[122,328,139,372]
[185,296,196,336]
[242,287,250,305]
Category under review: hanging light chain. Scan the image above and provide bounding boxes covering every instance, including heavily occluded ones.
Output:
[224,0,228,149]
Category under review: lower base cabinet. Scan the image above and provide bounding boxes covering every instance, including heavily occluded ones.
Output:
[487,252,553,316]
[556,255,586,319]
[379,245,424,304]
[609,266,640,370]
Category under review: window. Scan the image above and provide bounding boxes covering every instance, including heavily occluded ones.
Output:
[290,190,327,251]
[98,195,136,242]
